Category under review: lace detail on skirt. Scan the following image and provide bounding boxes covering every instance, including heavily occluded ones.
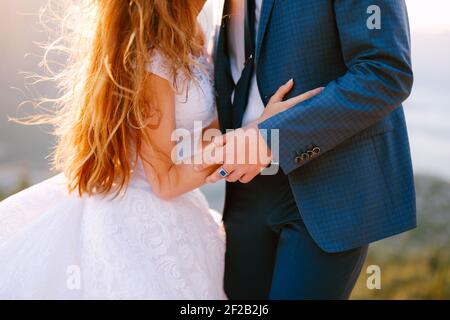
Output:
[0,174,226,299]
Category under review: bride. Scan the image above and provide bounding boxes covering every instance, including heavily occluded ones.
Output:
[0,0,318,299]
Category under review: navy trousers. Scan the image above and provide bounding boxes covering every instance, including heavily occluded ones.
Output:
[223,170,368,300]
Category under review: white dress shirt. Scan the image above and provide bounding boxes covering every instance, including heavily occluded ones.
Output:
[227,0,265,126]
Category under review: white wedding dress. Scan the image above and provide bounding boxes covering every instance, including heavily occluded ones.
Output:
[0,50,227,300]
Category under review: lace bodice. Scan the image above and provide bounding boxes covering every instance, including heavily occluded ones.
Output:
[145,50,216,133]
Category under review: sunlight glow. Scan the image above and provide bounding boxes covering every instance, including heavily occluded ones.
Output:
[406,0,450,33]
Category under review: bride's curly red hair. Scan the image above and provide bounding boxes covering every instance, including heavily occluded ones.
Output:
[29,0,203,196]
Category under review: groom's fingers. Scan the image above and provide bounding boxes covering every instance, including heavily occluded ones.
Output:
[239,171,259,184]
[225,167,246,183]
[206,165,234,183]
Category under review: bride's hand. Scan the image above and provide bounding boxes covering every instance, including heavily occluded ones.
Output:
[258,79,324,123]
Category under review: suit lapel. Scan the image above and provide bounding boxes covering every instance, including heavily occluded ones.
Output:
[256,0,275,62]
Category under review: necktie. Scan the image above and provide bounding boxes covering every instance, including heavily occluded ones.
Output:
[215,0,256,132]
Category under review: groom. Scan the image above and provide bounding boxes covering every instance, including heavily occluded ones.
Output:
[202,0,416,299]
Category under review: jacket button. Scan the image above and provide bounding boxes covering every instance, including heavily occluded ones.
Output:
[294,156,303,164]
[312,147,321,155]
[301,153,310,161]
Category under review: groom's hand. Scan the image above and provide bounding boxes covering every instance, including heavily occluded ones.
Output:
[194,123,272,184]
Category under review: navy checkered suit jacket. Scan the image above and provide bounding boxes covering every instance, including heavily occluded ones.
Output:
[216,0,417,253]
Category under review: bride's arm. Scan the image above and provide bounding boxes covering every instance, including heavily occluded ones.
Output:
[140,73,220,200]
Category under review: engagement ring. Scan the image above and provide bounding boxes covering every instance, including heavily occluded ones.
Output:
[219,167,229,178]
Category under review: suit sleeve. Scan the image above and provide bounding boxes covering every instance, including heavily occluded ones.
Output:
[258,0,414,175]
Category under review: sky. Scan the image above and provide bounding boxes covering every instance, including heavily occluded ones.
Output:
[406,0,450,33]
